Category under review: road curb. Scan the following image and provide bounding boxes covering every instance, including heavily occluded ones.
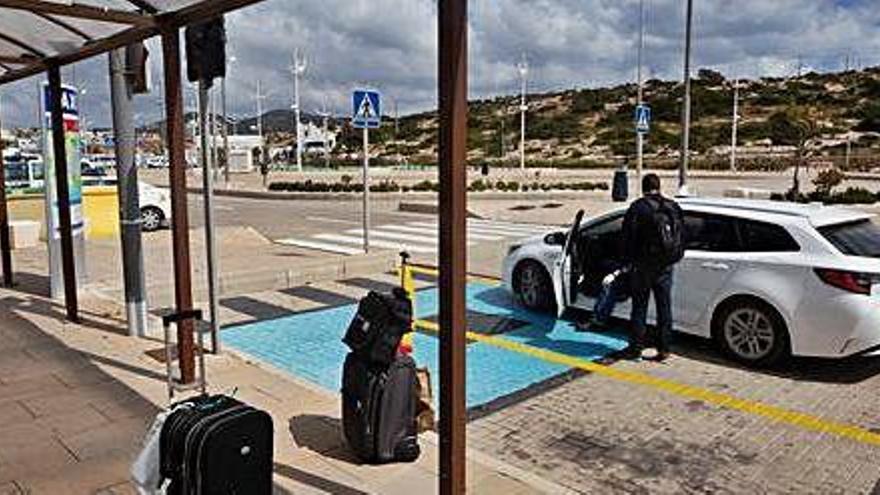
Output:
[185,186,610,202]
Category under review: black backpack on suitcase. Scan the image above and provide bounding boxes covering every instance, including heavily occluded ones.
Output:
[343,289,413,366]
[342,352,421,464]
[159,394,274,494]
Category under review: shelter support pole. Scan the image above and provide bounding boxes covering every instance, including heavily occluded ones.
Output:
[0,113,12,287]
[108,47,148,337]
[162,29,196,384]
[438,1,468,493]
[48,66,79,322]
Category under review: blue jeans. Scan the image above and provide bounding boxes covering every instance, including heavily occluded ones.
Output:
[629,266,674,352]
[593,275,625,324]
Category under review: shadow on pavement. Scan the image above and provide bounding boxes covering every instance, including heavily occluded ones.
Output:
[273,462,369,495]
[5,271,50,297]
[474,285,880,385]
[2,295,130,336]
[288,414,362,465]
[672,333,880,385]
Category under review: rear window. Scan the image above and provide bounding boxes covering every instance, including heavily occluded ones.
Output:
[739,220,800,252]
[818,220,880,258]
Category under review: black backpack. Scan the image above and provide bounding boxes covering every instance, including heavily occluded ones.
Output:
[645,196,684,267]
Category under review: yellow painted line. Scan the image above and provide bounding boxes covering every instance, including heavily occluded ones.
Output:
[414,319,880,447]
[406,264,501,286]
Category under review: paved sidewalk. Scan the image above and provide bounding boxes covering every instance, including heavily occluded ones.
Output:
[0,281,559,494]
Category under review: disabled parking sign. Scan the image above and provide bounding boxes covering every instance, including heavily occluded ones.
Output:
[352,89,381,129]
[635,104,651,134]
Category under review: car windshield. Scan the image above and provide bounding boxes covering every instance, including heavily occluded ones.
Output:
[818,219,880,258]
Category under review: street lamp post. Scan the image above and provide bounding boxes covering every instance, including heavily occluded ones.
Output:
[291,50,307,173]
[730,76,739,171]
[517,55,528,171]
[679,0,694,191]
[636,0,646,185]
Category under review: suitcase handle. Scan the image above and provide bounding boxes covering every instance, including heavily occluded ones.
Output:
[162,309,208,401]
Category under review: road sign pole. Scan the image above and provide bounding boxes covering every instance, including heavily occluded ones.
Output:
[680,0,694,190]
[362,126,370,253]
[636,0,645,185]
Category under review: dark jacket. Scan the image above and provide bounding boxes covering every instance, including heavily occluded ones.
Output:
[622,193,684,273]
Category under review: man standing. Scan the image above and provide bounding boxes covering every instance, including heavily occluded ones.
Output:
[621,173,684,362]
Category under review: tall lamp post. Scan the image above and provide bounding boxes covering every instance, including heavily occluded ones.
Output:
[635,0,646,185]
[517,54,528,171]
[679,0,694,191]
[291,50,307,173]
[730,75,740,171]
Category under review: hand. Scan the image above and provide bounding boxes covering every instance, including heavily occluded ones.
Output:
[602,272,617,286]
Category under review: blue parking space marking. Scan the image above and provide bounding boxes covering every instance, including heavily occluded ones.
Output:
[221,283,629,409]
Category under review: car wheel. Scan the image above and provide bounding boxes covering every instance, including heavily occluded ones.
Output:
[515,261,555,312]
[714,298,789,367]
[141,206,164,232]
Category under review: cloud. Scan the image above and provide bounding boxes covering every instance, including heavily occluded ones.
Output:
[0,0,877,128]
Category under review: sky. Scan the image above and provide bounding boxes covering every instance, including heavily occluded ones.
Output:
[1,0,879,128]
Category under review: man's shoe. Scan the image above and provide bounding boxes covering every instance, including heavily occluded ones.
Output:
[617,345,642,360]
[644,349,670,362]
[575,319,609,333]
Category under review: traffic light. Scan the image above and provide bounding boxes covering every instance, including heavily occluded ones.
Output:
[185,17,226,87]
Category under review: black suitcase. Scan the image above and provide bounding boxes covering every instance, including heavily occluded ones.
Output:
[342,353,420,464]
[343,289,413,366]
[160,394,274,494]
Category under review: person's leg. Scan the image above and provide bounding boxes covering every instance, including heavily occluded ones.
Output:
[593,281,617,325]
[652,268,674,356]
[629,282,649,352]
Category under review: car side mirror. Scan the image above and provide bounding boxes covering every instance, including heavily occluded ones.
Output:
[544,232,566,246]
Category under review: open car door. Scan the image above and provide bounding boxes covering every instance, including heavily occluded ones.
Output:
[552,209,585,318]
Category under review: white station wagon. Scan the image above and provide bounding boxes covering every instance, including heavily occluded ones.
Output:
[502,197,880,367]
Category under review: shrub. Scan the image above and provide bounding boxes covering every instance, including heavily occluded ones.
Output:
[812,168,845,196]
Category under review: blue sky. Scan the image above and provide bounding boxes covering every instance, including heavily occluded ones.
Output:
[1,0,878,128]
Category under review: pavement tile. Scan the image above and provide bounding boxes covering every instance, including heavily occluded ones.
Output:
[0,374,68,403]
[58,416,150,463]
[15,455,132,495]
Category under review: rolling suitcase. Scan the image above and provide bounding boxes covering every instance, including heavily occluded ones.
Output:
[341,352,420,464]
[147,311,274,495]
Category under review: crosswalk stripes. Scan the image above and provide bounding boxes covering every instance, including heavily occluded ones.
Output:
[275,219,555,256]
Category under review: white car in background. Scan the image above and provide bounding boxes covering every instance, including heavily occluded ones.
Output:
[502,197,880,367]
[82,177,171,232]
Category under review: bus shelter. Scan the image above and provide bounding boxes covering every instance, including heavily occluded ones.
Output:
[0,1,469,492]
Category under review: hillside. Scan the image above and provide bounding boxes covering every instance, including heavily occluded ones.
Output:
[353,67,880,170]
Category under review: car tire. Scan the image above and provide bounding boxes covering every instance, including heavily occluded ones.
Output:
[141,206,164,232]
[514,261,555,313]
[713,298,789,368]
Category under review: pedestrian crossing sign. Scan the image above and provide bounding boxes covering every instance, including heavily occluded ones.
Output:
[352,89,382,129]
[635,104,651,134]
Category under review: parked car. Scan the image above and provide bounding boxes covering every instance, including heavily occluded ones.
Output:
[502,197,880,366]
[82,178,171,232]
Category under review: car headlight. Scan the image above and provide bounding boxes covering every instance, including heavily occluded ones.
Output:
[507,243,523,256]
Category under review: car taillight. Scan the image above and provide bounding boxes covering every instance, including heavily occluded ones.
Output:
[814,268,873,295]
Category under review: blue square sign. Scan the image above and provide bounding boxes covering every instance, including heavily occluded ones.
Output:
[352,89,382,129]
[635,104,651,134]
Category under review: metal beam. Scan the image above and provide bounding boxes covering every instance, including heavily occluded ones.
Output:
[0,108,12,287]
[0,0,154,26]
[48,66,79,322]
[125,0,158,14]
[0,0,269,85]
[162,29,196,384]
[35,12,94,42]
[0,31,46,58]
[0,55,37,64]
[437,0,468,493]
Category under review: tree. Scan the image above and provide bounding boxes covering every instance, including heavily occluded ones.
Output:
[770,107,819,197]
[697,69,726,86]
